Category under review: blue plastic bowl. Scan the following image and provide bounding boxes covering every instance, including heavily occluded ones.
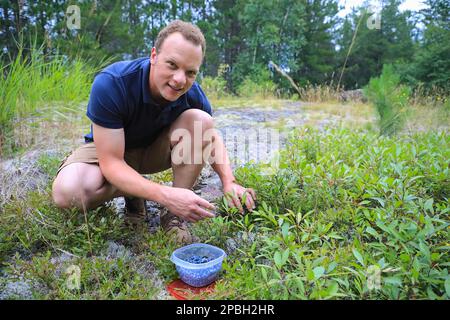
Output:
[170,243,226,287]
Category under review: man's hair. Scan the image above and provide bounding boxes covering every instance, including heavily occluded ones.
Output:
[155,20,206,57]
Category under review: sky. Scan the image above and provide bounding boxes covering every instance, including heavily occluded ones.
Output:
[338,0,429,17]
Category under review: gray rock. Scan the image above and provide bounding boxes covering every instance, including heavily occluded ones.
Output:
[0,280,33,300]
[104,241,133,262]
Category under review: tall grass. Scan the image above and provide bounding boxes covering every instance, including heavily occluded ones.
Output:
[0,43,104,156]
[298,84,341,102]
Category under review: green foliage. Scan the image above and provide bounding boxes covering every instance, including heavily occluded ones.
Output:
[209,127,449,299]
[402,4,450,93]
[0,190,129,261]
[294,0,339,85]
[2,250,161,299]
[337,0,415,89]
[200,64,229,99]
[365,65,411,136]
[237,65,277,98]
[1,0,448,95]
[1,126,448,299]
[36,153,63,177]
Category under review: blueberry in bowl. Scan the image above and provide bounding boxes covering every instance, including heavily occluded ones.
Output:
[170,243,226,287]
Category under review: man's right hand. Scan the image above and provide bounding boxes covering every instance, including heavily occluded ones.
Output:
[161,186,215,222]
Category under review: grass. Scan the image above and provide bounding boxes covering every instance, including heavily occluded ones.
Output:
[0,43,106,158]
[297,101,376,129]
[0,150,176,299]
[405,100,450,133]
[297,84,341,103]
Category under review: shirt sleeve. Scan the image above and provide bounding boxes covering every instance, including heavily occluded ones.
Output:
[86,73,126,129]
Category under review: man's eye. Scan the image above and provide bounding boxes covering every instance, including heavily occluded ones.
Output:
[188,71,197,77]
[167,61,176,68]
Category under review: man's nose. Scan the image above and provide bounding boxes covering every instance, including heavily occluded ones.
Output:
[173,70,186,87]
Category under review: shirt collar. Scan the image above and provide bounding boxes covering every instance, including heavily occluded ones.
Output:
[141,58,152,104]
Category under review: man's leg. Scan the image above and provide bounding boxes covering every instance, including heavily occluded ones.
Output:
[52,143,140,211]
[169,109,214,189]
[163,109,214,244]
[139,108,215,185]
[52,162,122,210]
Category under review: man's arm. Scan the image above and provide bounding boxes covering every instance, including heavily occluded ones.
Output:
[209,129,256,213]
[93,123,214,222]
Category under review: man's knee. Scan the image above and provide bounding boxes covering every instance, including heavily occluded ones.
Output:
[179,109,214,130]
[52,176,81,208]
[51,164,106,209]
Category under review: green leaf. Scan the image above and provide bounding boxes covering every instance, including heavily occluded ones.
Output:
[281,222,290,239]
[352,248,365,267]
[424,198,434,213]
[427,286,438,300]
[399,253,410,263]
[445,277,450,297]
[313,266,325,279]
[301,234,309,243]
[419,241,431,261]
[431,253,440,262]
[307,268,315,281]
[296,279,305,296]
[327,281,339,296]
[273,251,289,269]
[282,248,290,265]
[372,197,385,207]
[384,277,402,286]
[366,226,380,239]
[274,251,282,268]
[261,267,268,282]
[327,262,338,273]
[328,233,344,240]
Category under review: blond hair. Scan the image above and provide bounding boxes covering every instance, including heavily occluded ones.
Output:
[155,20,206,57]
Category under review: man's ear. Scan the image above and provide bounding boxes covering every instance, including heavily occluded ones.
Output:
[150,47,157,65]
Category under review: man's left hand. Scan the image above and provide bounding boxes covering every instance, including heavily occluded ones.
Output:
[223,182,257,213]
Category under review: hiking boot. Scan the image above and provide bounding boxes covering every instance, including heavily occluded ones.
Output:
[124,197,147,228]
[160,208,198,245]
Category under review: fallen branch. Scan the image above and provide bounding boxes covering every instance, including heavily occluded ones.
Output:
[268,61,302,97]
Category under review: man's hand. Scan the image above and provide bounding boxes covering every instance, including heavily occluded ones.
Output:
[162,186,215,222]
[223,182,257,213]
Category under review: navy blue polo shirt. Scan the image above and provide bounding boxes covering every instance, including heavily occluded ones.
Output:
[84,57,212,149]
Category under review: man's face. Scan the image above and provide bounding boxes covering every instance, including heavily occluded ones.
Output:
[149,32,203,103]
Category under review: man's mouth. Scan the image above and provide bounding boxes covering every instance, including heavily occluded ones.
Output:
[168,84,183,92]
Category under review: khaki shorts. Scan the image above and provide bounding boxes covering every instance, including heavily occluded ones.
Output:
[57,129,172,176]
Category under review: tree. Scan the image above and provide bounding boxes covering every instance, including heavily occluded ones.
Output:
[336,0,414,89]
[405,0,450,92]
[294,0,339,86]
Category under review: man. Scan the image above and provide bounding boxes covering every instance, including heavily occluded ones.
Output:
[52,20,256,244]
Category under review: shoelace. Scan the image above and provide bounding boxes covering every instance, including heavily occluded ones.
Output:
[162,209,187,229]
[167,215,187,229]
